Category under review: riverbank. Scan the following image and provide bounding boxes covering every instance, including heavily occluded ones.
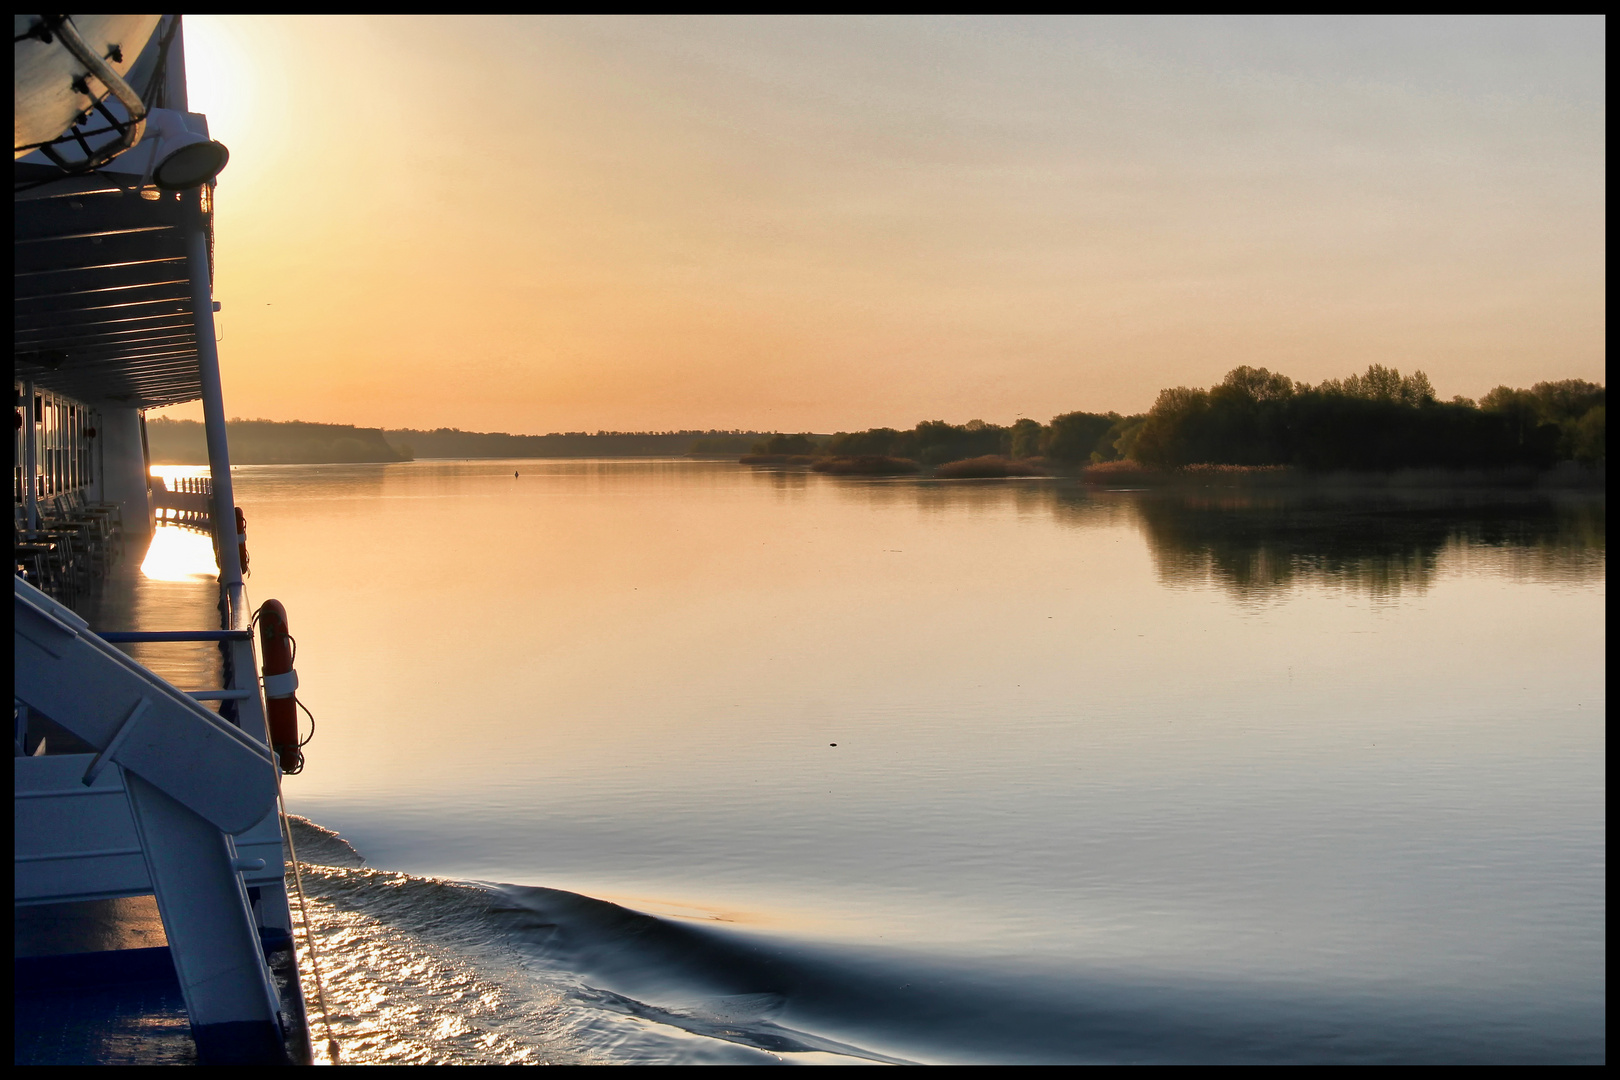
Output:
[1078,461,1606,489]
[146,418,777,465]
[147,418,409,465]
[741,453,1604,489]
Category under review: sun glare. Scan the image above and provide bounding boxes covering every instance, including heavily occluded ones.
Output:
[148,464,210,485]
[143,466,220,581]
[140,526,220,582]
[177,16,263,145]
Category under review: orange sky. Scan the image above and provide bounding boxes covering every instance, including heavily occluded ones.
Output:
[154,16,1606,433]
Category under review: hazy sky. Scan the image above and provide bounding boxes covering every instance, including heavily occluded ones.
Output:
[160,15,1605,433]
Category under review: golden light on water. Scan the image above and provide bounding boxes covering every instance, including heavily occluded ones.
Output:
[142,466,220,581]
[140,526,219,582]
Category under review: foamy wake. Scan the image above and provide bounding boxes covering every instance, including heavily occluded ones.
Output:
[281,817,589,1064]
[278,818,1547,1065]
[280,817,885,1065]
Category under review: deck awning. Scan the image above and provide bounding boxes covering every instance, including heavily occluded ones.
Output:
[14,163,213,410]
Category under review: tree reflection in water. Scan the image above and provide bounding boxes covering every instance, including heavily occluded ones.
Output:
[1111,490,1605,600]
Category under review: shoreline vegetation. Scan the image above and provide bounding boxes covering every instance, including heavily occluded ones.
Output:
[146,418,411,466]
[813,455,921,475]
[145,420,772,465]
[749,455,1602,488]
[145,366,1602,488]
[738,365,1605,487]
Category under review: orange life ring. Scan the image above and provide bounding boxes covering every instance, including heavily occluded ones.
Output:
[258,599,301,772]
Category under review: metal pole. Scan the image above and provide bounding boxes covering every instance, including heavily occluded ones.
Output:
[188,227,242,590]
[23,378,39,532]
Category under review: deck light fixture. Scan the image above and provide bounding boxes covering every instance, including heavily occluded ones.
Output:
[142,108,230,191]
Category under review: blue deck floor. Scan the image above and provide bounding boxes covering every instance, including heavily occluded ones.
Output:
[15,946,198,1066]
[14,902,311,1066]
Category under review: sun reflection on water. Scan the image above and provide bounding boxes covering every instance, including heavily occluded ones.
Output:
[143,466,220,581]
[148,464,212,485]
[140,525,219,582]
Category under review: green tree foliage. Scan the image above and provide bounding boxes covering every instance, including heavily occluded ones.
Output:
[145,418,411,464]
[1202,366,1298,465]
[1043,411,1122,465]
[1518,379,1603,422]
[1478,386,1548,454]
[1111,418,1148,461]
[826,420,1006,464]
[1218,365,1296,404]
[1008,418,1043,459]
[1573,406,1605,464]
[750,432,820,455]
[794,367,1601,475]
[689,436,756,454]
[1481,379,1605,464]
[914,420,1003,464]
[1131,387,1212,467]
[825,414,1149,468]
[823,427,901,456]
[1321,364,1435,405]
[1126,365,1596,471]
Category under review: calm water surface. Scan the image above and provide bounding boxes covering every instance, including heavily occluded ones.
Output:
[154,460,1606,1062]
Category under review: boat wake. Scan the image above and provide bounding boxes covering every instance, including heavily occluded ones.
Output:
[282,817,1602,1065]
[283,817,903,1064]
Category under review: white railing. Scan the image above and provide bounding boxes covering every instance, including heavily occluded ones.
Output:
[150,475,214,529]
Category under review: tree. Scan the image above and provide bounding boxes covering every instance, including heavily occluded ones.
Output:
[1009,418,1043,459]
[1480,386,1550,451]
[1129,388,1211,467]
[824,427,899,456]
[1043,411,1119,465]
[1332,365,1435,405]
[1573,406,1605,464]
[1111,418,1147,461]
[1516,381,1606,462]
[1216,365,1294,404]
[751,432,818,455]
[1529,380,1605,424]
[903,419,1005,464]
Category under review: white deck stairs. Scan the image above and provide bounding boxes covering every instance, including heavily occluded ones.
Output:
[14,575,296,1063]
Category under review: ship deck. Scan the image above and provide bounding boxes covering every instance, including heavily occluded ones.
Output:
[15,897,195,1065]
[13,527,311,1066]
[15,897,310,1067]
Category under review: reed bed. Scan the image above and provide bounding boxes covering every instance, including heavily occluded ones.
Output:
[1081,462,1299,487]
[739,453,819,465]
[810,455,922,476]
[933,456,1049,479]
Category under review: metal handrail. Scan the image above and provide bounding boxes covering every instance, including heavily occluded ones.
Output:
[97,630,251,642]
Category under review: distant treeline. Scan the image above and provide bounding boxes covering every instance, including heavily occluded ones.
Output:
[1127,367,1604,470]
[752,366,1605,472]
[147,418,409,464]
[146,419,777,464]
[382,428,772,459]
[150,366,1604,473]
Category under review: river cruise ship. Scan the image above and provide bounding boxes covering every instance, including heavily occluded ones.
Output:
[15,14,313,1065]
